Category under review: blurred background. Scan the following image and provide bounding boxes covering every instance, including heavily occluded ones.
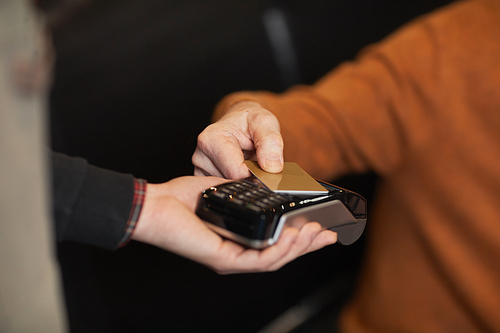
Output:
[39,0,452,332]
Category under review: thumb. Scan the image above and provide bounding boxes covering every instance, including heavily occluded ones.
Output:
[247,108,284,173]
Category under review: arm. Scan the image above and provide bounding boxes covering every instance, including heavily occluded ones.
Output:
[52,152,336,273]
[193,0,486,180]
[52,152,135,250]
[193,54,412,181]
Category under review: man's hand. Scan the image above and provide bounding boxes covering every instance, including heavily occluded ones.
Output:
[131,176,337,274]
[192,101,284,179]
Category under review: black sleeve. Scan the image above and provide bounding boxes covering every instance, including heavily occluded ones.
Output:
[51,152,136,250]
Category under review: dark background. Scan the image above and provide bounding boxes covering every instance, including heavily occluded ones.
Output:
[42,1,453,332]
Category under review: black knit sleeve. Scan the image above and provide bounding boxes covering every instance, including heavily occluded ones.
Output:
[51,152,135,250]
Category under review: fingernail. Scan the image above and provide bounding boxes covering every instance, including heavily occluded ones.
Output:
[327,231,338,244]
[264,156,283,173]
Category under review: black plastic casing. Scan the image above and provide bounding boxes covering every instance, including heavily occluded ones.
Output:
[195,176,367,249]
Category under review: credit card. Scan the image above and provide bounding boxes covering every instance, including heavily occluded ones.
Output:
[244,160,328,195]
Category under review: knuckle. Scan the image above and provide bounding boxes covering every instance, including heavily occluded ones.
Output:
[254,129,283,148]
[252,110,277,126]
[263,132,284,147]
[196,128,212,148]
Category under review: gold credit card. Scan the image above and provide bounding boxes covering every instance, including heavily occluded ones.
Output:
[244,160,328,195]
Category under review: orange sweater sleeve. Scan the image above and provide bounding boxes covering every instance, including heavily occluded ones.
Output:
[214,0,500,181]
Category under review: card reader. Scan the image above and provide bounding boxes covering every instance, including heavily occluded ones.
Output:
[195,175,367,249]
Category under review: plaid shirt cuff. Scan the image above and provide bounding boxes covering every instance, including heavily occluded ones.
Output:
[118,178,147,247]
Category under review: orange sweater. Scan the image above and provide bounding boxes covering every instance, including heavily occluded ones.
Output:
[214,0,500,332]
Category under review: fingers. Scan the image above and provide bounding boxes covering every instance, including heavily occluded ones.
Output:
[247,109,284,173]
[210,229,299,274]
[265,223,325,271]
[255,223,337,272]
[210,222,337,275]
[192,122,252,179]
[192,101,284,178]
[301,229,338,254]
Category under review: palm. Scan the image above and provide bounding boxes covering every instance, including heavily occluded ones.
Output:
[132,176,337,274]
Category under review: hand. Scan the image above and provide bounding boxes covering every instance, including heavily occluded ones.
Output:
[192,101,284,179]
[131,176,337,274]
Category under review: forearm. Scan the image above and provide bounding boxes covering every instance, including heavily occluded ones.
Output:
[212,2,466,181]
[213,87,381,181]
[51,152,141,250]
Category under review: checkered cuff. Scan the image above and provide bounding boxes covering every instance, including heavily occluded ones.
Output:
[118,178,147,247]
